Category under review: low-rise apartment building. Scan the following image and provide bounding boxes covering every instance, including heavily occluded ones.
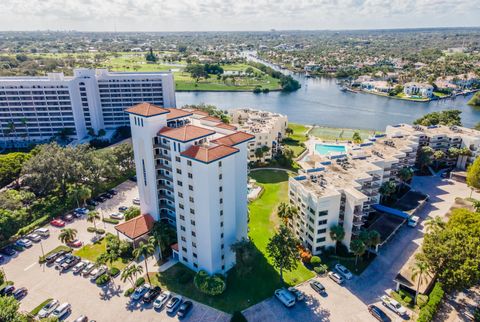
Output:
[229,108,288,162]
[0,68,175,147]
[126,103,254,274]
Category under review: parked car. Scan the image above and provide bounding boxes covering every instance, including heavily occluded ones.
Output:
[381,295,407,316]
[86,199,99,207]
[89,266,107,281]
[55,253,72,267]
[13,287,28,300]
[408,215,420,227]
[73,315,88,322]
[110,213,124,220]
[287,287,305,301]
[37,299,59,318]
[63,214,74,222]
[118,206,128,212]
[35,228,50,237]
[274,288,296,308]
[328,271,344,284]
[104,193,113,199]
[16,239,33,248]
[51,302,71,319]
[72,260,89,274]
[153,291,171,310]
[177,300,193,318]
[335,264,353,280]
[133,198,140,205]
[81,263,95,277]
[95,196,106,203]
[166,295,183,314]
[67,240,83,248]
[108,189,118,195]
[27,233,42,242]
[131,284,151,301]
[143,286,161,303]
[368,305,392,322]
[0,246,17,256]
[310,280,326,295]
[46,251,66,265]
[50,218,66,227]
[0,285,15,296]
[61,256,81,271]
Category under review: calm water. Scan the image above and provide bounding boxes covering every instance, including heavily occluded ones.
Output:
[315,144,347,155]
[176,56,480,131]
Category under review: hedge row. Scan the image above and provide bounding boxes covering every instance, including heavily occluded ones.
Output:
[102,218,120,225]
[417,282,444,322]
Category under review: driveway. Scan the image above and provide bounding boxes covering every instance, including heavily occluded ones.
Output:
[2,180,229,321]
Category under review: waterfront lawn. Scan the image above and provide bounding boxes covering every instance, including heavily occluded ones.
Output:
[74,236,129,270]
[150,169,314,313]
[310,126,377,141]
[283,123,308,157]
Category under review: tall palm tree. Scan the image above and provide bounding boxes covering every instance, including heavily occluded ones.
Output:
[68,184,92,208]
[58,228,78,245]
[424,216,445,233]
[133,240,155,284]
[87,211,101,231]
[329,224,345,254]
[121,264,143,288]
[277,202,298,225]
[350,239,366,269]
[411,255,432,305]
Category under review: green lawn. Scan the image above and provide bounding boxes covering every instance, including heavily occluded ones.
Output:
[283,123,308,157]
[309,126,378,141]
[74,236,129,270]
[150,169,314,313]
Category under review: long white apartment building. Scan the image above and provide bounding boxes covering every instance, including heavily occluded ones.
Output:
[290,135,419,255]
[126,103,254,274]
[0,68,175,147]
[386,124,480,169]
[230,108,288,162]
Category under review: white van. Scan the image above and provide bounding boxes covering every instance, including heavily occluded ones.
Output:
[35,228,50,237]
[51,302,71,319]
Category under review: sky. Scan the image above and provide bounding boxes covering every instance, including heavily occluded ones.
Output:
[0,0,479,31]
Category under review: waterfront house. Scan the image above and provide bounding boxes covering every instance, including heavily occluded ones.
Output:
[403,82,434,98]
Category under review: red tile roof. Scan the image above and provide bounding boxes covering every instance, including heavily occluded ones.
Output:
[125,103,169,117]
[114,214,154,240]
[215,123,237,130]
[201,116,222,122]
[189,109,209,116]
[166,108,192,120]
[158,125,215,142]
[212,131,255,146]
[181,144,239,163]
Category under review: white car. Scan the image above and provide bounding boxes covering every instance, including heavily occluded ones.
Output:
[72,260,89,274]
[26,233,42,242]
[51,302,71,319]
[408,216,420,227]
[133,198,140,205]
[131,284,151,301]
[166,295,183,314]
[274,288,296,307]
[381,295,408,316]
[328,271,345,284]
[335,263,353,280]
[110,213,124,220]
[34,228,50,237]
[89,265,107,281]
[37,299,59,318]
[153,291,171,310]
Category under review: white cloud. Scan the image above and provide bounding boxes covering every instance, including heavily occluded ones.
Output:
[0,0,478,30]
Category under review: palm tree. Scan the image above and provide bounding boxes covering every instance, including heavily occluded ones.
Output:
[58,228,77,245]
[133,239,155,283]
[87,211,101,231]
[277,202,298,225]
[411,254,432,305]
[379,181,397,203]
[329,224,345,254]
[151,222,176,261]
[424,216,445,233]
[68,184,92,208]
[350,239,366,269]
[397,167,413,188]
[121,264,143,288]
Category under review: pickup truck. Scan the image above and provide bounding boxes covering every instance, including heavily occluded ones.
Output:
[381,295,407,316]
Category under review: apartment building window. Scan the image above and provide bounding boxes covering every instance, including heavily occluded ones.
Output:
[191,220,195,226]
[189,197,194,203]
[192,231,196,237]
[179,215,185,221]
[318,210,328,217]
[318,219,327,225]
[316,237,326,243]
[193,263,198,268]
[176,169,182,174]
[182,247,187,252]
[182,257,188,262]
[219,174,222,180]
[318,228,327,234]
[190,209,195,215]
[309,217,314,224]
[175,156,181,162]
[222,265,225,270]
[221,255,225,260]
[221,244,224,249]
[179,204,184,209]
[178,192,183,198]
[192,242,196,248]
[219,186,223,192]
[221,233,224,238]
[187,160,192,166]
[188,185,193,191]
[180,225,186,231]
[141,159,147,186]
[218,161,222,167]
[220,210,223,216]
[177,180,183,186]
[181,236,186,242]
[219,198,223,204]
[188,173,193,179]
[193,253,197,258]
[220,221,224,227]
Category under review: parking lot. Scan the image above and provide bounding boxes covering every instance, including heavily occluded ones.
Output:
[1,180,229,321]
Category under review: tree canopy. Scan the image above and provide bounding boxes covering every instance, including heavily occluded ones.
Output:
[413,110,462,127]
[266,225,300,281]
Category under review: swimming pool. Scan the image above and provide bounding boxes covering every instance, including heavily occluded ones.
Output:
[315,144,346,155]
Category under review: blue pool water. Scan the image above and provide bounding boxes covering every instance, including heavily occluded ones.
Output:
[315,144,346,155]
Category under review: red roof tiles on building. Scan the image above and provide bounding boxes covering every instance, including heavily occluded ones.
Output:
[158,125,215,142]
[166,108,193,121]
[125,102,169,117]
[114,214,154,240]
[181,144,239,163]
[211,131,255,146]
[201,116,222,123]
[215,123,238,130]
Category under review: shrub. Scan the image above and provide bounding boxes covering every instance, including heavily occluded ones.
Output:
[417,294,429,308]
[193,270,226,296]
[109,267,120,277]
[231,311,247,322]
[95,273,110,286]
[417,282,444,322]
[102,218,119,225]
[124,287,134,297]
[310,256,321,267]
[87,227,96,233]
[124,207,141,221]
[135,277,145,287]
[314,264,328,275]
[96,228,105,234]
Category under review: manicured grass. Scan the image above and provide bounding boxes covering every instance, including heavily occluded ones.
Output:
[38,245,72,263]
[30,298,53,316]
[283,123,308,157]
[150,169,313,313]
[73,236,129,270]
[309,126,378,141]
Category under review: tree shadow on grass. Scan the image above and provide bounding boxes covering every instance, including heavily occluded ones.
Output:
[249,169,289,184]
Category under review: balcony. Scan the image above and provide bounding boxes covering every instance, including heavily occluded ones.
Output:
[159,193,175,202]
[159,202,175,212]
[155,162,172,172]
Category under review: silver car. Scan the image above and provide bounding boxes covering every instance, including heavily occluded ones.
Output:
[37,299,59,318]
